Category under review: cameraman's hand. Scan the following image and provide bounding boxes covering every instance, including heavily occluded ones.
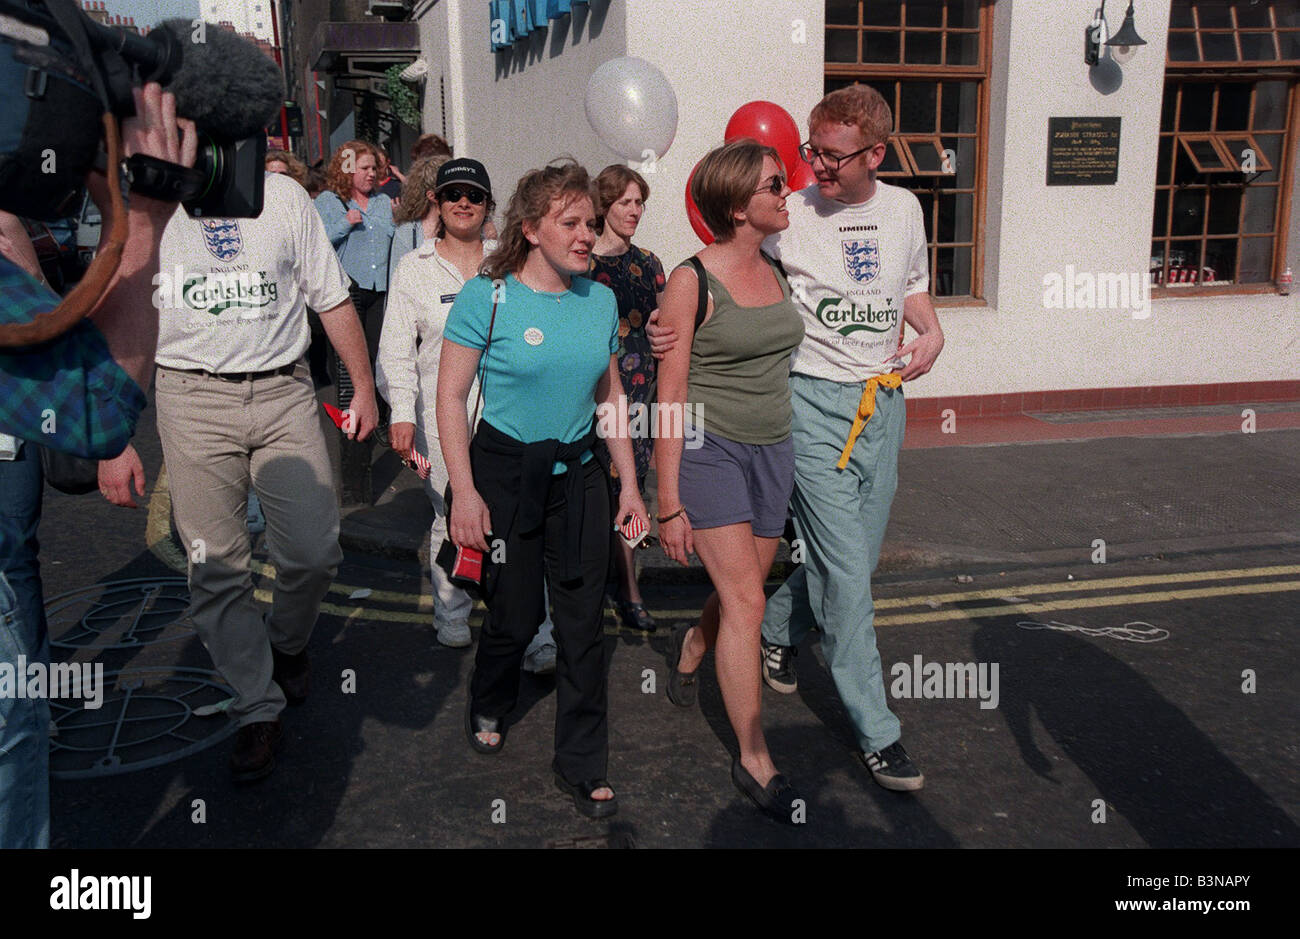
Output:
[124,83,198,168]
[98,444,146,508]
[88,83,198,224]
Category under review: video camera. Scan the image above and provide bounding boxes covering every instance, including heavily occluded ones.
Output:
[0,0,285,221]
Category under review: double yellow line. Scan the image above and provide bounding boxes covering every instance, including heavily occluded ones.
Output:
[871,565,1300,627]
[146,465,1299,628]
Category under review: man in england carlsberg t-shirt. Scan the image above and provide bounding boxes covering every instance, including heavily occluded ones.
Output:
[761,85,945,790]
[97,173,379,783]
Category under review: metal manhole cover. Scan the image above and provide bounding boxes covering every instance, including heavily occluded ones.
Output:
[48,578,194,650]
[50,666,236,779]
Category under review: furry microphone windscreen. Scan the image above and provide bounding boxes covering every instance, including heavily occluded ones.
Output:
[158,18,285,140]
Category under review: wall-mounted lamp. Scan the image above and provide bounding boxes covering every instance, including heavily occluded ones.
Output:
[1105,1,1148,61]
[1085,1,1146,66]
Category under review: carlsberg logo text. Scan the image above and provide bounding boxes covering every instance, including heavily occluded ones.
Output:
[815,297,899,336]
[152,266,278,314]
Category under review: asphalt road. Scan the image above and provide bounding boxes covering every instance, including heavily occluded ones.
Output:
[37,526,1299,847]
[25,397,1297,847]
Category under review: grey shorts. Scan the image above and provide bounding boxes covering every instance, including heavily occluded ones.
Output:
[678,431,794,537]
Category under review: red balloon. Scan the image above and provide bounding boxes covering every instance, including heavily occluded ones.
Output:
[685,159,713,245]
[788,160,818,192]
[725,101,802,175]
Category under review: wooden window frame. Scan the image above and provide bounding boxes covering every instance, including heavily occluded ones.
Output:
[1167,0,1300,69]
[825,0,987,71]
[1152,74,1298,296]
[876,138,915,178]
[825,1,992,301]
[1178,133,1235,172]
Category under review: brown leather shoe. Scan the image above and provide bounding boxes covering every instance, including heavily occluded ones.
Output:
[230,720,282,783]
[272,648,310,704]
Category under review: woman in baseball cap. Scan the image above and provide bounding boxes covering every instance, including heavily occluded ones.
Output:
[377,157,496,651]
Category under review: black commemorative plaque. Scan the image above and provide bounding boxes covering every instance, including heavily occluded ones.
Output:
[1047,116,1121,185]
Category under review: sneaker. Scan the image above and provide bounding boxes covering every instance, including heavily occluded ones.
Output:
[522,641,557,675]
[861,741,925,792]
[761,638,798,694]
[436,620,473,649]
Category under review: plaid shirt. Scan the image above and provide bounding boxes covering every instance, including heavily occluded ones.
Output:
[0,257,147,459]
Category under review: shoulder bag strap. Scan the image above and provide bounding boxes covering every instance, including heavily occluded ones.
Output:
[469,293,499,427]
[761,250,790,286]
[685,256,708,331]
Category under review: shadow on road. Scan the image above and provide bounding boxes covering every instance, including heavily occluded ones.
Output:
[969,609,1300,848]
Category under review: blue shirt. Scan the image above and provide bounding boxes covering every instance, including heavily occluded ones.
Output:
[314,191,396,291]
[445,273,618,471]
[0,258,146,458]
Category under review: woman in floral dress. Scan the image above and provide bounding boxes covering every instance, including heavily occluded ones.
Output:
[589,165,666,631]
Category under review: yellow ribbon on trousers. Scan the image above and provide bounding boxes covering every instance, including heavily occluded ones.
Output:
[837,373,903,469]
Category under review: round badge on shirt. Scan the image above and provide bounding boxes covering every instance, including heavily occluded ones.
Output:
[524,327,544,346]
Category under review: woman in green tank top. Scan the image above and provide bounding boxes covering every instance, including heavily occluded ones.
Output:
[655,139,807,824]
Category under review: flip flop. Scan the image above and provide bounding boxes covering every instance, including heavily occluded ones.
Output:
[553,772,618,819]
[464,693,505,755]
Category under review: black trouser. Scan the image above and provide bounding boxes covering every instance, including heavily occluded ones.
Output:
[470,458,612,783]
[348,282,385,369]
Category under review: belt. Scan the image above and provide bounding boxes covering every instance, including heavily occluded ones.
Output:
[837,373,903,469]
[166,362,298,382]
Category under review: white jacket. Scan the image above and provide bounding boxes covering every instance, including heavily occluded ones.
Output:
[376,238,496,440]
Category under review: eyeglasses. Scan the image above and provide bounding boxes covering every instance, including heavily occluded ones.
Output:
[753,174,786,196]
[439,186,486,205]
[798,141,876,171]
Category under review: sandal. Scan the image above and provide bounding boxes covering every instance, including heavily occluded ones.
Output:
[618,599,656,632]
[666,623,699,708]
[464,693,505,755]
[731,759,804,826]
[553,771,618,819]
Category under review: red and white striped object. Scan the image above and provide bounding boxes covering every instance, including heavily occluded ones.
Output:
[617,512,649,548]
[406,447,431,480]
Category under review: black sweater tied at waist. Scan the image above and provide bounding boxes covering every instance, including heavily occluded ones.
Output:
[470,419,603,582]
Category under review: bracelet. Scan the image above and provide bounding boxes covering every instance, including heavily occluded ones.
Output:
[657,507,686,524]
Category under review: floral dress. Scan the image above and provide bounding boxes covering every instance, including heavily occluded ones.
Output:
[588,244,666,487]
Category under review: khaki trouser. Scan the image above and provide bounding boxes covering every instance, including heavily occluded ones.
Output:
[155,363,342,726]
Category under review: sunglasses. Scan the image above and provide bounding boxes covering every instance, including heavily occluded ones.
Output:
[753,174,787,196]
[439,186,486,205]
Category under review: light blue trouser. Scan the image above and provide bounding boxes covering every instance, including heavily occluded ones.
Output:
[761,373,905,754]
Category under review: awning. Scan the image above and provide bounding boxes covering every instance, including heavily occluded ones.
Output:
[309,20,421,73]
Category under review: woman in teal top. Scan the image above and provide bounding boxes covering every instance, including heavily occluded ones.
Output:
[437,160,647,820]
[655,139,806,824]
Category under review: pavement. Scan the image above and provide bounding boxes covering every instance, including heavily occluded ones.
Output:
[29,391,1300,848]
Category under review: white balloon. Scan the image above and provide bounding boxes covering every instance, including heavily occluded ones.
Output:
[584,57,679,161]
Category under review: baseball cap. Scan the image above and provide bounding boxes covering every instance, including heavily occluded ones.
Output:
[436,158,492,196]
